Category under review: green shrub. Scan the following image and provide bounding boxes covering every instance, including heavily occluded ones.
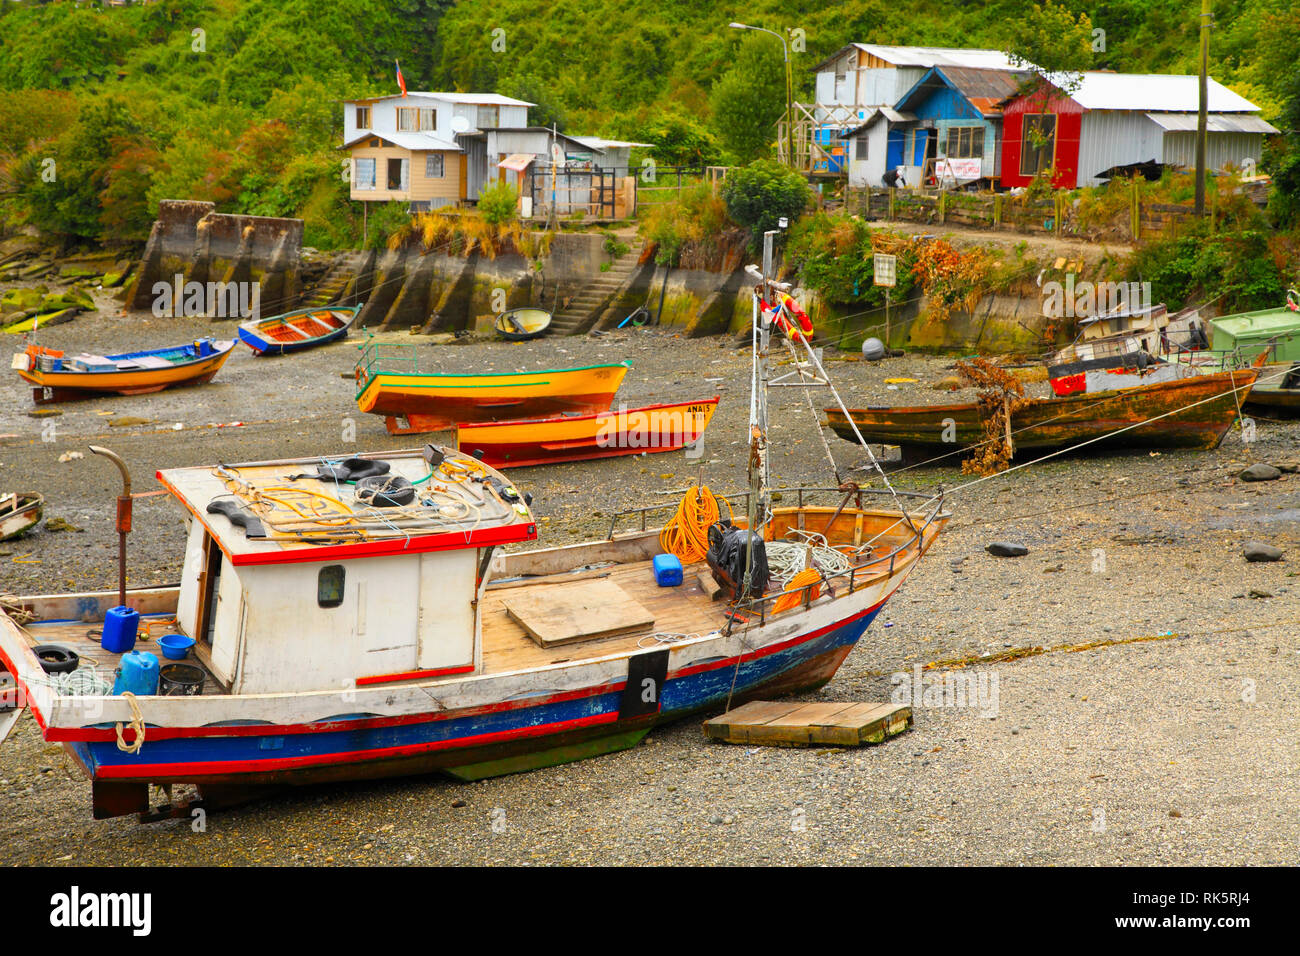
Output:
[720,159,811,248]
[478,181,519,226]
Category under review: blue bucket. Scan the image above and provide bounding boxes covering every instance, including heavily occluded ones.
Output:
[102,605,140,654]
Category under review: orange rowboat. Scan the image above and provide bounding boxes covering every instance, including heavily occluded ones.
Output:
[355,343,631,435]
[457,397,720,469]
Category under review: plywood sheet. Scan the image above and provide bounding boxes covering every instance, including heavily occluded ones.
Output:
[502,579,655,648]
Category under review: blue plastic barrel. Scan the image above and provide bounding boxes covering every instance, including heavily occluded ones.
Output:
[112,651,159,696]
[101,605,140,654]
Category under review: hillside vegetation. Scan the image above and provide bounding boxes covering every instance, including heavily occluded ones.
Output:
[0,0,1297,249]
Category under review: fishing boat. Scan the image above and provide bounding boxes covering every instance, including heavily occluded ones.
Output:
[237,305,361,355]
[0,492,43,541]
[0,253,948,823]
[456,397,720,469]
[355,342,630,434]
[1244,363,1300,414]
[826,368,1258,460]
[12,338,235,404]
[494,307,552,341]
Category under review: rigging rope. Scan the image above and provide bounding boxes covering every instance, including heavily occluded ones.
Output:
[658,484,733,564]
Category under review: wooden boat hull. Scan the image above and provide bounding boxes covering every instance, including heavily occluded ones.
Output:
[0,493,43,541]
[356,362,631,434]
[238,306,361,355]
[494,308,552,341]
[456,398,720,468]
[1244,364,1300,414]
[827,369,1256,456]
[0,499,947,818]
[16,340,235,403]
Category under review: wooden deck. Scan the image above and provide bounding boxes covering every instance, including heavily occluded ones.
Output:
[480,558,726,674]
[703,700,913,747]
[18,616,224,696]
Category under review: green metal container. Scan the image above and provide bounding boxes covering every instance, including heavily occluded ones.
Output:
[1209,306,1300,363]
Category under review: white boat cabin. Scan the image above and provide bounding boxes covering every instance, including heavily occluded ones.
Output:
[158,449,536,694]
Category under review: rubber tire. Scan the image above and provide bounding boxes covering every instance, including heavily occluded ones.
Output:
[33,644,79,675]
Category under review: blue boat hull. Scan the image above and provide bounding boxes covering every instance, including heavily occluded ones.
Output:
[237,324,350,356]
[70,601,884,789]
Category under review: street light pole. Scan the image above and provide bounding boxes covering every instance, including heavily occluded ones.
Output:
[729,22,794,169]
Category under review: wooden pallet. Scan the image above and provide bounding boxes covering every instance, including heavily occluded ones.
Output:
[703,700,912,747]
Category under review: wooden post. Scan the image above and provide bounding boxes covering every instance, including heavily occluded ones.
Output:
[993,194,1002,228]
[1055,192,1063,238]
[1003,395,1014,457]
[1130,179,1141,240]
[938,188,946,224]
[888,187,895,220]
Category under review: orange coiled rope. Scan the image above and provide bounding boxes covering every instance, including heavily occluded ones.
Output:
[659,485,732,564]
[772,568,822,615]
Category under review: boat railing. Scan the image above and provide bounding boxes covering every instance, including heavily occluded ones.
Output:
[355,341,422,388]
[729,488,949,627]
[606,485,935,540]
[606,485,947,626]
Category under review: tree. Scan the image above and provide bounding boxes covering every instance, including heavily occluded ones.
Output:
[720,159,811,247]
[1004,2,1096,93]
[708,34,788,164]
[1266,68,1300,227]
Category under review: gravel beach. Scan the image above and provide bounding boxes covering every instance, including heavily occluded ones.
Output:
[2,307,1297,866]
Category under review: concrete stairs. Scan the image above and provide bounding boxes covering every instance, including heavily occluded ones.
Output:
[549,240,644,335]
[301,251,369,308]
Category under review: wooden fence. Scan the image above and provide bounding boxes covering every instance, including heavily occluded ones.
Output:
[845,182,1226,242]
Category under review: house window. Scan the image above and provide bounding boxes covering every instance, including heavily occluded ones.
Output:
[425,153,445,178]
[355,106,371,129]
[945,126,985,159]
[1019,113,1057,177]
[354,158,376,190]
[419,108,436,132]
[855,137,868,161]
[387,157,408,190]
[396,107,417,131]
[476,105,499,129]
[317,566,345,608]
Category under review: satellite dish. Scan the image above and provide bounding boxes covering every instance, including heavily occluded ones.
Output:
[450,116,470,134]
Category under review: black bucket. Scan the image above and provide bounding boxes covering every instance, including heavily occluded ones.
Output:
[159,663,204,697]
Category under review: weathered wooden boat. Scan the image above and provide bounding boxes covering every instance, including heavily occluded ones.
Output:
[237,305,361,355]
[494,308,552,341]
[12,338,235,404]
[456,397,720,469]
[826,368,1257,459]
[354,342,630,435]
[1244,363,1300,414]
[0,492,43,541]
[1209,294,1300,364]
[0,256,949,823]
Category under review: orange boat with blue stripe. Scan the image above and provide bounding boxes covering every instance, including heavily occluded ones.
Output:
[355,342,630,435]
[457,397,720,468]
[14,339,235,404]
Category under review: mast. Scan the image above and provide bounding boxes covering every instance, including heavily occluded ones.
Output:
[738,230,778,602]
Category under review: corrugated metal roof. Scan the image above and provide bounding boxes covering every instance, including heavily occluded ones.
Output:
[896,67,1030,117]
[1040,72,1261,112]
[343,92,534,107]
[841,108,916,137]
[1145,112,1279,134]
[808,44,1023,73]
[340,131,462,152]
[569,136,655,150]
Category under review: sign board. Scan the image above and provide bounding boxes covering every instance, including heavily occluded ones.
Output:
[873,253,897,288]
[936,158,982,183]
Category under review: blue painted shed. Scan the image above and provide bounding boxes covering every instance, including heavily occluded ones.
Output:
[888,66,1029,186]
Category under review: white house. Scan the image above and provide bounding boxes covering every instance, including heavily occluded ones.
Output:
[341,91,533,210]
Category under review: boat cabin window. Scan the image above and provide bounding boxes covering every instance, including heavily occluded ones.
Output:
[318,565,346,608]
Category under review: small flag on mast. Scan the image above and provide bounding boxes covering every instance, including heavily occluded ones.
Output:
[395,60,407,97]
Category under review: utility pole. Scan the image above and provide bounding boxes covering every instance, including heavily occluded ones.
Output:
[1195,0,1212,216]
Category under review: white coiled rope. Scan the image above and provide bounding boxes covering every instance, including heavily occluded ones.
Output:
[765,538,854,587]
